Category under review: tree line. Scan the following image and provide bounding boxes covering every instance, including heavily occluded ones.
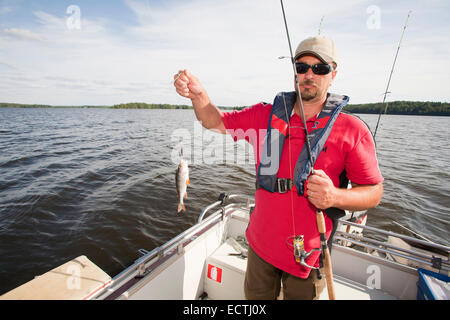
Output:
[0,103,106,108]
[344,101,450,116]
[111,102,191,109]
[222,101,450,116]
[1,100,449,116]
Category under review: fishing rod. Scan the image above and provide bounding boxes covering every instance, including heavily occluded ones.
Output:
[373,11,412,139]
[318,16,325,35]
[279,0,336,300]
[279,0,313,166]
[392,221,436,244]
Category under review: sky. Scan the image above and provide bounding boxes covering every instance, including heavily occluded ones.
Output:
[0,0,449,106]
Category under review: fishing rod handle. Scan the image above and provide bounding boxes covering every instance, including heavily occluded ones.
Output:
[316,209,336,300]
[316,209,327,234]
[322,246,336,300]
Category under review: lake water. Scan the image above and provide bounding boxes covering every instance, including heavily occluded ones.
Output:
[0,108,449,294]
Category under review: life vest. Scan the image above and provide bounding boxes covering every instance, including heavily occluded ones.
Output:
[256,91,350,196]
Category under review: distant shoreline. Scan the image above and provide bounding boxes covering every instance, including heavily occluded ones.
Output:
[1,101,449,116]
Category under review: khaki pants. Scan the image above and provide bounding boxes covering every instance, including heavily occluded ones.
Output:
[244,246,325,300]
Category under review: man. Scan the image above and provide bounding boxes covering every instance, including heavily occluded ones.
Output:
[174,35,383,300]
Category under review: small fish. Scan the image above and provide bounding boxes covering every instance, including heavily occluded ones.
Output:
[176,147,190,212]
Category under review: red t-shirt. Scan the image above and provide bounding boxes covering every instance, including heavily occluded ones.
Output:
[222,101,384,278]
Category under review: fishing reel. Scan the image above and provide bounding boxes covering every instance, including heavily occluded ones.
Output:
[287,235,321,269]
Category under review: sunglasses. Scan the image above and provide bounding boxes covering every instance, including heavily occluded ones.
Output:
[295,62,334,75]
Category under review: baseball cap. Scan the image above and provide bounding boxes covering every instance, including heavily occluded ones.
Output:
[294,35,338,66]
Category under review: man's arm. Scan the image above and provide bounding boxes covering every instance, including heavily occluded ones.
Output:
[174,69,226,133]
[306,169,383,211]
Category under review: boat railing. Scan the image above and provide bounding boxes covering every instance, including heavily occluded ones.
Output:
[335,220,450,273]
[197,193,254,224]
[94,193,254,299]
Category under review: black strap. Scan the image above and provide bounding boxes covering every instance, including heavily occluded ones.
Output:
[255,178,293,194]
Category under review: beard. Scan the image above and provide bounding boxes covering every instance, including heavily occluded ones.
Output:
[301,88,318,101]
[300,80,318,101]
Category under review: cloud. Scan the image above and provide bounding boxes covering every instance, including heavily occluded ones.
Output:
[0,0,449,105]
[121,0,382,105]
[1,28,46,42]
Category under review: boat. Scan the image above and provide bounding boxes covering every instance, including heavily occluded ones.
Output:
[1,193,449,300]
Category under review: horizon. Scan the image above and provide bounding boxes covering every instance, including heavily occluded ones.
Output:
[1,0,449,106]
[2,99,449,108]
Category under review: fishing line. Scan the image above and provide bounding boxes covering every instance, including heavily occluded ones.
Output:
[281,93,296,239]
[173,71,184,84]
[282,91,321,270]
[373,11,412,139]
